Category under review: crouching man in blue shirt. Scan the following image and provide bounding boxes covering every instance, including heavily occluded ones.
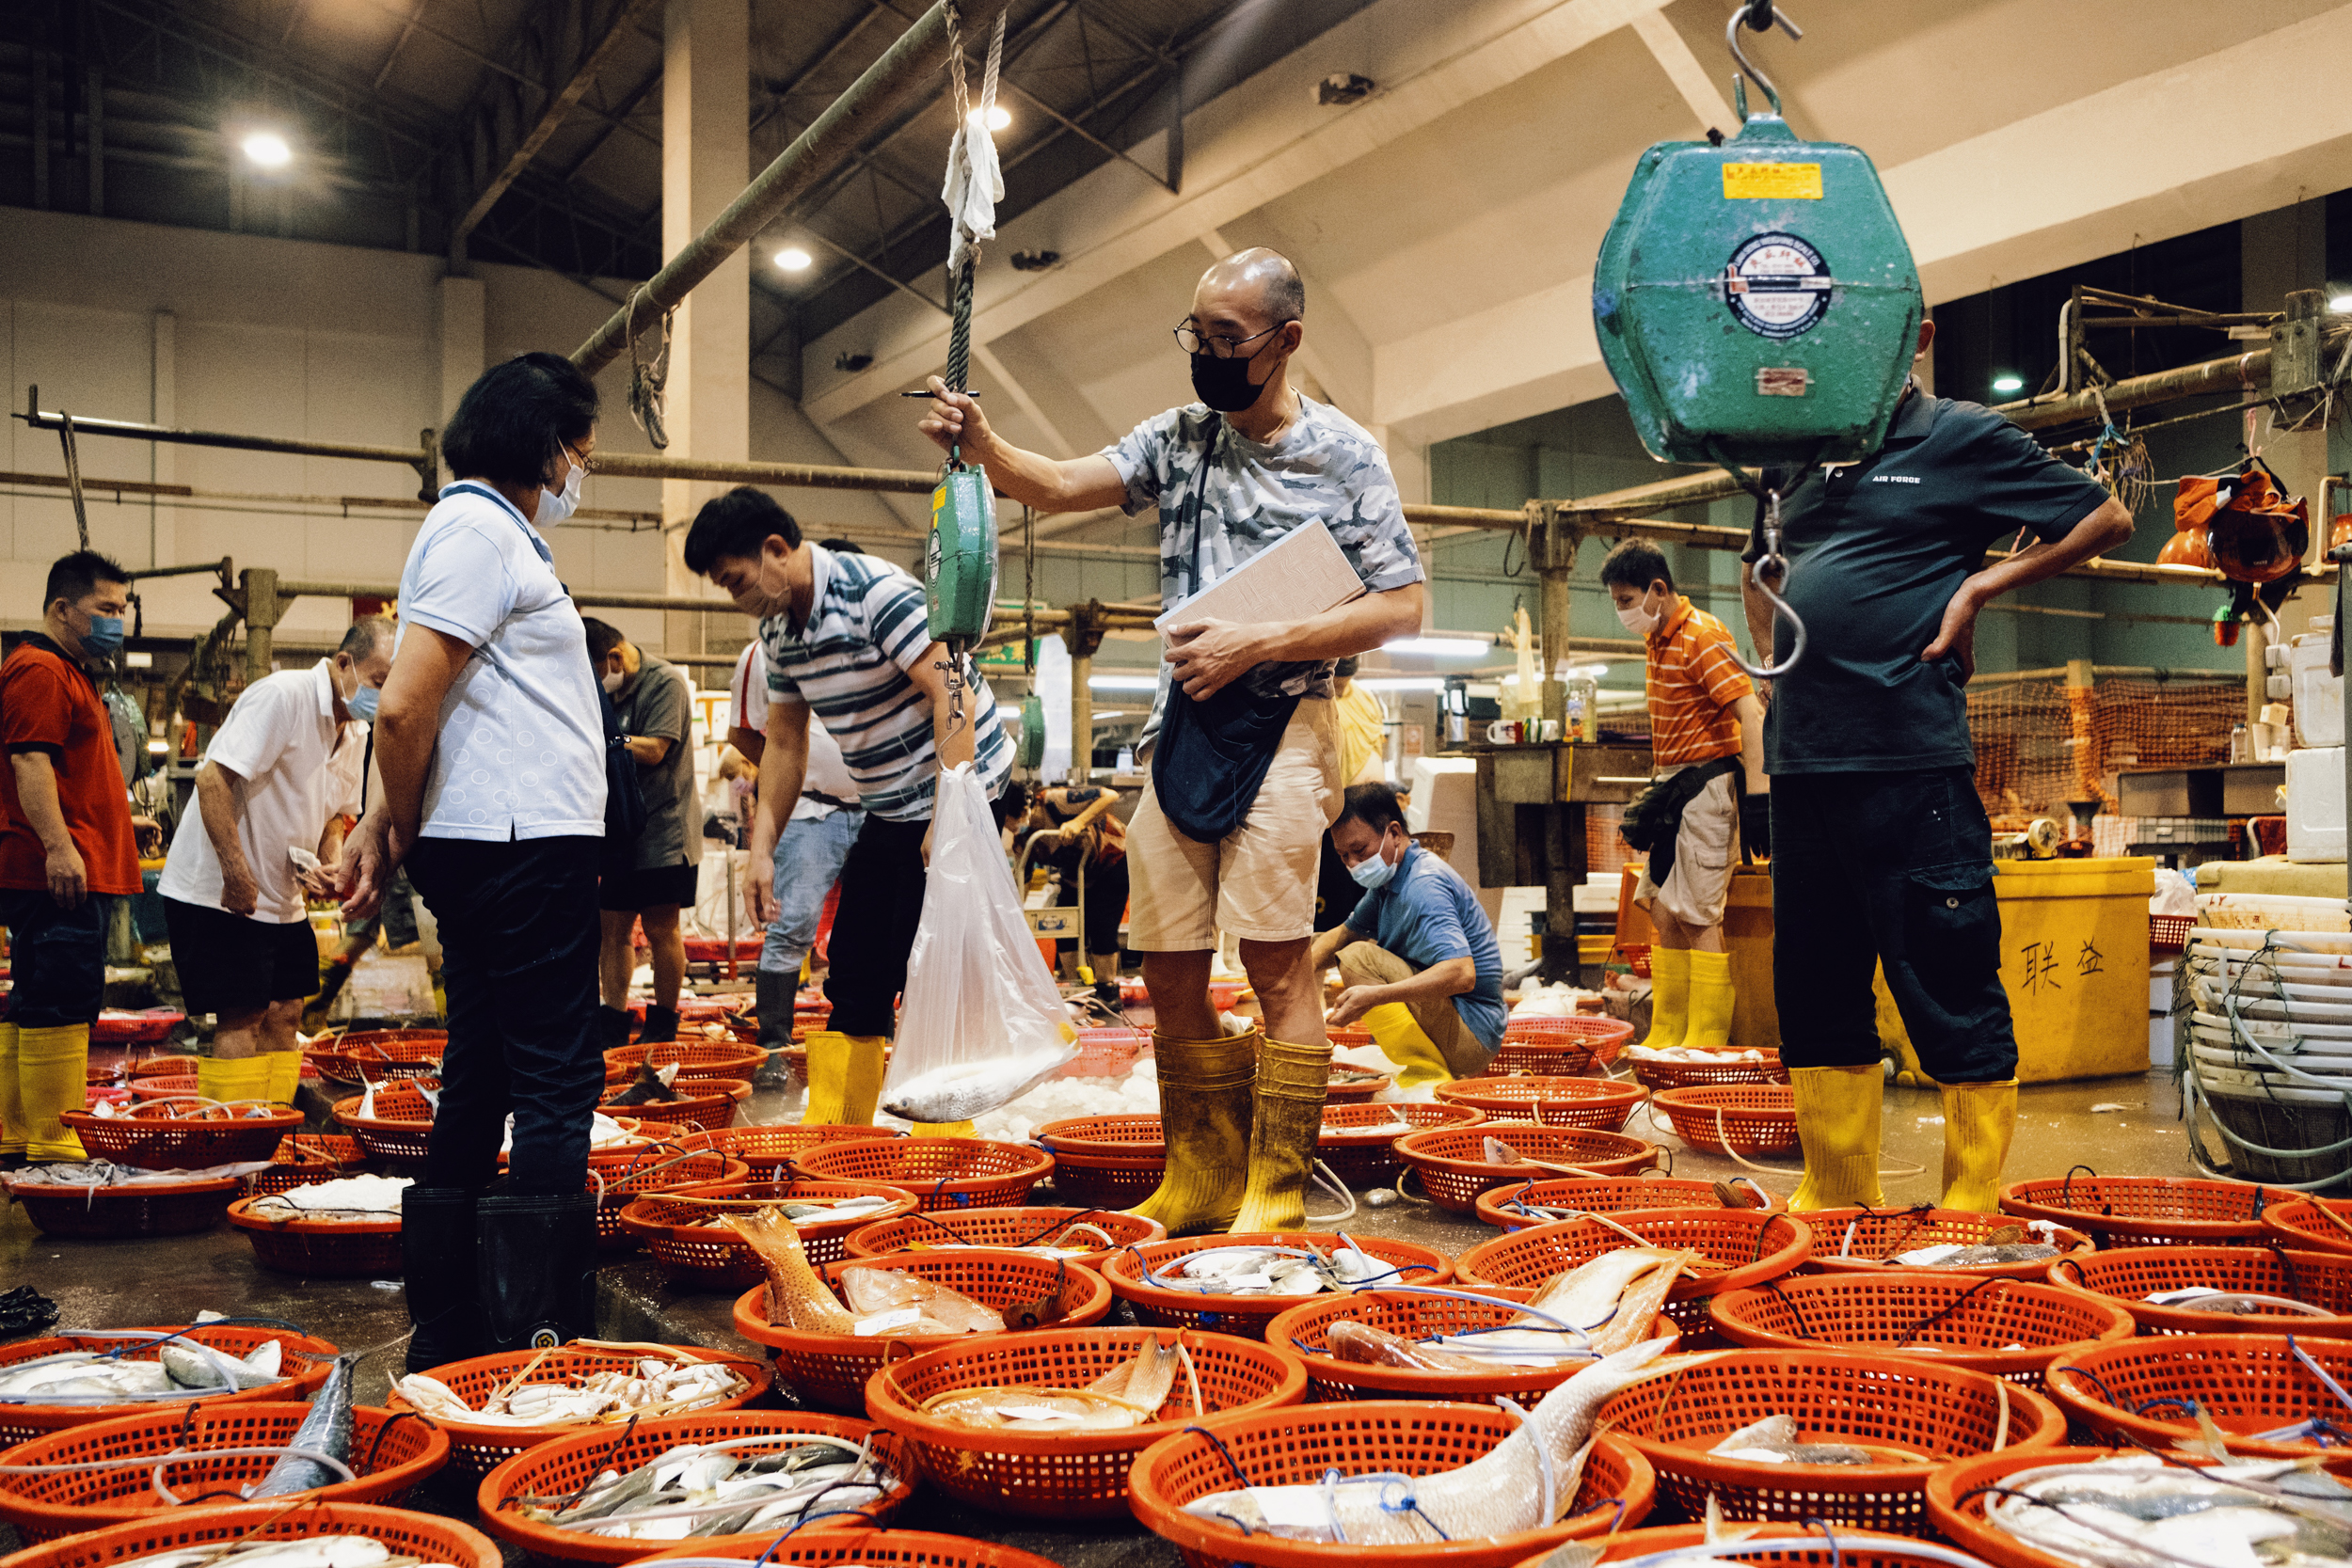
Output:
[1310,783,1505,1087]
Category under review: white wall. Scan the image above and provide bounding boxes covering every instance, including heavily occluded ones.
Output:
[0,207,911,657]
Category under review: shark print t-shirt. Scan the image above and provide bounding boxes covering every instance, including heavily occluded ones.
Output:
[1103,395,1424,743]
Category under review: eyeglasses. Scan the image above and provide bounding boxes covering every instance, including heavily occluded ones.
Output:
[1173,319,1292,359]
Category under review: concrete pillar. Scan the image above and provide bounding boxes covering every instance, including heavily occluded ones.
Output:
[150,310,175,572]
[660,0,751,658]
[2243,198,2331,665]
[436,276,485,427]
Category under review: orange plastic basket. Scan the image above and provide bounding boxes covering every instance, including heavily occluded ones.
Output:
[1318,1101,1484,1188]
[1,1172,242,1238]
[678,1124,902,1175]
[226,1196,403,1276]
[618,1177,922,1289]
[0,1325,337,1446]
[729,1249,1115,1413]
[332,1083,438,1166]
[864,1326,1309,1520]
[390,1342,773,1477]
[475,1411,911,1562]
[1631,1051,1790,1092]
[1100,1232,1453,1339]
[1707,1272,2135,1388]
[249,1155,345,1196]
[1490,1014,1634,1074]
[1456,1210,1814,1338]
[1646,1084,1799,1155]
[121,1054,199,1081]
[2044,1333,2352,1457]
[597,1075,751,1134]
[1396,1123,1663,1212]
[585,1147,748,1249]
[1266,1287,1679,1408]
[797,1137,1053,1212]
[633,1528,1060,1568]
[1473,1176,1766,1231]
[1596,1348,2065,1534]
[843,1205,1166,1265]
[58,1102,298,1169]
[2262,1196,2352,1258]
[1999,1172,2275,1246]
[121,1076,197,1103]
[1584,1523,1985,1568]
[0,1501,500,1568]
[1435,1076,1647,1132]
[310,1029,446,1083]
[1128,1406,1654,1568]
[604,1038,764,1081]
[1801,1207,2095,1281]
[1324,1068,1391,1102]
[2047,1244,2352,1337]
[0,1401,448,1542]
[1035,1115,1166,1208]
[1926,1447,2352,1568]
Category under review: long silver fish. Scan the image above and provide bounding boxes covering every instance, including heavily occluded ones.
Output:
[879,1041,1077,1125]
[249,1354,355,1498]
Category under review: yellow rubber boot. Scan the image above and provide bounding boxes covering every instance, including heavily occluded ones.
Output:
[1362,1003,1452,1089]
[0,1022,23,1159]
[1645,946,1691,1052]
[18,1024,91,1163]
[1231,1036,1332,1234]
[802,1031,886,1126]
[910,1121,975,1138]
[1788,1064,1885,1212]
[1684,950,1736,1053]
[1940,1080,2019,1212]
[262,1051,303,1107]
[1127,1029,1258,1236]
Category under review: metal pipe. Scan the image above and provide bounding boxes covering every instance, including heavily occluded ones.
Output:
[570,0,1016,376]
[19,387,440,499]
[591,451,941,493]
[133,558,231,581]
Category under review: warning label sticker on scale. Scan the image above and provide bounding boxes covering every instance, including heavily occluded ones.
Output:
[1723,232,1832,341]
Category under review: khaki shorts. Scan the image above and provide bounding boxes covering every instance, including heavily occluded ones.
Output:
[1127,699,1343,949]
[1632,769,1740,929]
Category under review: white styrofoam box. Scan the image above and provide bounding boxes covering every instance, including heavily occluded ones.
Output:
[2288,746,2346,863]
[2149,1012,2175,1069]
[2150,974,2174,1013]
[2294,632,2344,748]
[1406,756,1486,897]
[1571,884,1619,913]
[1496,886,1548,964]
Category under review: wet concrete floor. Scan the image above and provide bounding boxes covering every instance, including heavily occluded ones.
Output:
[0,1069,2210,1566]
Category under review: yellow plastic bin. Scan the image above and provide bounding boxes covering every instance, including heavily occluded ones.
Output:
[1883,856,2154,1085]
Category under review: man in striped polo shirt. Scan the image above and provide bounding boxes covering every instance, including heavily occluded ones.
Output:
[1601,541,1766,1055]
[684,487,1012,1132]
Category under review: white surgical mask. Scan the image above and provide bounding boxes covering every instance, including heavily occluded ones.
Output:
[1614,589,1663,637]
[538,447,585,525]
[1348,831,1403,891]
[601,670,625,695]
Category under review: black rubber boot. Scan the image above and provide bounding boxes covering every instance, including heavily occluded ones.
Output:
[637,1005,680,1044]
[401,1188,484,1372]
[754,970,793,1089]
[593,1006,633,1052]
[477,1192,597,1353]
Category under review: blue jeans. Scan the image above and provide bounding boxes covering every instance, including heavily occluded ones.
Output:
[762,809,864,975]
[0,889,115,1028]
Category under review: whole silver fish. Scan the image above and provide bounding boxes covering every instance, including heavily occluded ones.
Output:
[879,1042,1076,1124]
[249,1354,354,1497]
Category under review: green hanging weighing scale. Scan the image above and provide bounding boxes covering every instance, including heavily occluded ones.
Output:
[1592,1,1922,674]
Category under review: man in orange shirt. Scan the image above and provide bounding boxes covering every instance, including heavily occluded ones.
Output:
[1601,541,1766,1053]
[0,551,140,1164]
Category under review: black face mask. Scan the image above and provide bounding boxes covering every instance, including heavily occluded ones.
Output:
[1190,350,1267,413]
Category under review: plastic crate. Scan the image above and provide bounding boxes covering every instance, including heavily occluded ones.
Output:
[1596,1349,2065,1535]
[1457,1210,1814,1338]
[864,1326,1308,1520]
[1099,1232,1452,1339]
[1708,1272,2134,1388]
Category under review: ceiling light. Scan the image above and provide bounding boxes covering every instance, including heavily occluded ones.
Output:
[1386,636,1490,658]
[2331,293,2352,313]
[241,131,292,168]
[1088,673,1160,691]
[1990,372,2025,395]
[1356,677,1446,692]
[774,246,812,273]
[969,103,1011,132]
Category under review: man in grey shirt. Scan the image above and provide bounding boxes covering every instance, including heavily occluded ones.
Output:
[583,619,697,1045]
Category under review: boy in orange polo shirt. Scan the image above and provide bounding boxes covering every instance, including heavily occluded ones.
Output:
[0,551,140,1164]
[1601,541,1767,1052]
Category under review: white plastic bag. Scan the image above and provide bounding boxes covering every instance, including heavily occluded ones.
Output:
[878,763,1076,1124]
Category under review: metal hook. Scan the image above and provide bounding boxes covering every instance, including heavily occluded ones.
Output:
[1732,490,1807,680]
[1726,3,1803,121]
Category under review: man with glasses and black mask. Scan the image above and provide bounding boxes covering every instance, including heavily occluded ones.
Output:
[919,246,1425,1235]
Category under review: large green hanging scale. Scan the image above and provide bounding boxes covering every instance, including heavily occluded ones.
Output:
[926,464,998,645]
[1593,4,1920,468]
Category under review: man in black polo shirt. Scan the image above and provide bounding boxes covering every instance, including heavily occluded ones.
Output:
[1742,320,2133,1213]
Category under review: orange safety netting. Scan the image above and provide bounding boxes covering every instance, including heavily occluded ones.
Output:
[1968,676,2243,820]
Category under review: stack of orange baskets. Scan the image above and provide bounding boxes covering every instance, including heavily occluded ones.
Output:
[1034,1115,1164,1207]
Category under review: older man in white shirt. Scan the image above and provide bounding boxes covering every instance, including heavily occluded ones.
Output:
[160,617,391,1106]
